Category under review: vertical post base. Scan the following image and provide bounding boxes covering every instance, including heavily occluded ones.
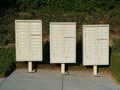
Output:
[61,64,68,75]
[28,61,34,73]
[93,65,99,77]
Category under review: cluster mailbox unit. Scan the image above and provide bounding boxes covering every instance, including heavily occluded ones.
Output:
[15,20,42,72]
[50,22,76,74]
[83,25,109,76]
[15,19,109,76]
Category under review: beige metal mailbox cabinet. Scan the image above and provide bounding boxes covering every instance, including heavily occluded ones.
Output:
[50,22,76,74]
[15,20,42,72]
[83,25,109,76]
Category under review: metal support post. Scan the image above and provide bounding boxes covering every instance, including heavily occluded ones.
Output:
[93,65,98,76]
[28,61,32,72]
[61,63,65,74]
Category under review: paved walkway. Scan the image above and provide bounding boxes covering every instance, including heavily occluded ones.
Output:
[0,78,5,86]
[0,69,120,90]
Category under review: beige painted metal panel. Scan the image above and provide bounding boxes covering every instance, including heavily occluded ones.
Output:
[50,22,76,63]
[15,20,42,61]
[83,25,109,65]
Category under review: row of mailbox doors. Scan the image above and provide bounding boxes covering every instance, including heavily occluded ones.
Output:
[15,20,109,66]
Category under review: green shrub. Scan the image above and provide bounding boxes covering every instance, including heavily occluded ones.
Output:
[112,38,120,53]
[0,25,15,46]
[0,47,16,77]
[111,38,120,83]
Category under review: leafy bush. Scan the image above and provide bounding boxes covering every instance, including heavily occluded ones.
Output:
[112,38,120,53]
[111,38,120,83]
[0,47,16,77]
[0,25,15,46]
[16,0,120,13]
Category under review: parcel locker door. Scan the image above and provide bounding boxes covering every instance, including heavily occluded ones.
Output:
[30,36,42,61]
[64,24,76,63]
[29,22,42,61]
[97,26,109,65]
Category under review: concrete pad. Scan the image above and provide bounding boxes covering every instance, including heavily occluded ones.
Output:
[0,78,5,85]
[63,71,120,90]
[0,69,120,90]
[0,69,62,90]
